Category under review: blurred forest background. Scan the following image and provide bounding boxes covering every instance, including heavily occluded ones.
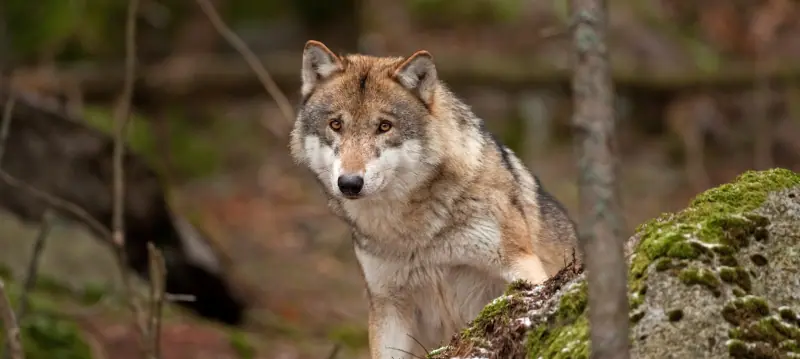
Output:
[1,0,800,358]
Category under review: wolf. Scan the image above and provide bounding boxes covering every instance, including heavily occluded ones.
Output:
[289,40,579,359]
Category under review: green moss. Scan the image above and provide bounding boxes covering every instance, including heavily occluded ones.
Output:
[719,266,753,293]
[666,240,709,260]
[729,316,800,344]
[779,307,798,324]
[722,296,770,327]
[727,339,749,357]
[678,267,722,297]
[228,330,256,359]
[779,340,800,353]
[524,282,589,359]
[556,282,588,322]
[526,316,589,359]
[427,346,449,357]
[462,295,512,338]
[506,279,534,295]
[629,169,800,308]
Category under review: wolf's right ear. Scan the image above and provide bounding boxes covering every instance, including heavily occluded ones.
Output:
[301,40,343,97]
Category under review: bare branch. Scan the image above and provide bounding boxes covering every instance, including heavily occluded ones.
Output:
[407,334,430,357]
[15,211,54,322]
[0,94,14,166]
[111,0,152,356]
[0,281,23,359]
[194,0,295,123]
[325,343,341,359]
[146,243,166,359]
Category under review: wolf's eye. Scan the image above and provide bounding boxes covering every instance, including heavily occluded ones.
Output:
[377,120,393,133]
[329,119,342,132]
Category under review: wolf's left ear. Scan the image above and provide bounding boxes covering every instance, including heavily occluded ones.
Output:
[301,40,343,97]
[394,50,438,105]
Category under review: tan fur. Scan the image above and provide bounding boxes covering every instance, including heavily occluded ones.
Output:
[290,40,579,359]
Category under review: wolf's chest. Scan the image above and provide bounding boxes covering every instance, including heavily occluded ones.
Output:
[342,200,446,243]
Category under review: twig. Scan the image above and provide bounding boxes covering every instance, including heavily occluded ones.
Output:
[0,212,54,359]
[165,293,195,303]
[194,0,295,123]
[111,0,151,355]
[0,170,109,237]
[325,343,341,359]
[0,95,14,165]
[407,334,430,357]
[146,243,166,359]
[15,211,54,322]
[387,347,425,359]
[0,280,23,359]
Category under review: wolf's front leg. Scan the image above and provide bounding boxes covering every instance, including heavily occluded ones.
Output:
[367,295,416,359]
[356,246,417,359]
[504,253,550,285]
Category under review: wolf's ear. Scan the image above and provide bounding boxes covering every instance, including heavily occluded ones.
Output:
[301,40,343,97]
[394,50,438,105]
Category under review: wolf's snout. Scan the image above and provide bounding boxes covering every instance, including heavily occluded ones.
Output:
[337,174,364,197]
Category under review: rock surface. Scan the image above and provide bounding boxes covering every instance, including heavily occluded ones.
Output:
[428,168,800,359]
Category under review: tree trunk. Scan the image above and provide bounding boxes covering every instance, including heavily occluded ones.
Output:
[569,0,630,358]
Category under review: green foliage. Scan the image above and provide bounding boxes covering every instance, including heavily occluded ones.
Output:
[19,314,93,359]
[0,279,93,359]
[5,0,123,62]
[228,330,256,359]
[81,106,223,182]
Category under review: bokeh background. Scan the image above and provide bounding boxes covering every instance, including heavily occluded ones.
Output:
[2,0,800,358]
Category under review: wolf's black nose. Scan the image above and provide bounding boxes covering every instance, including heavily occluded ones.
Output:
[337,174,364,196]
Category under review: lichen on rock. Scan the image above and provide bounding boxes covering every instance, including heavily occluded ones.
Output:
[428,168,800,359]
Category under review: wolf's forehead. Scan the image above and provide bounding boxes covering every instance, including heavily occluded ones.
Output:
[318,55,411,114]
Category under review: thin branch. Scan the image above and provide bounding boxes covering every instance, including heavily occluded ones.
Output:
[0,94,14,166]
[407,334,430,357]
[325,343,341,359]
[0,280,23,359]
[387,347,425,359]
[112,0,151,355]
[0,211,54,359]
[194,0,295,123]
[146,243,166,359]
[15,211,54,322]
[0,170,109,237]
[165,293,195,303]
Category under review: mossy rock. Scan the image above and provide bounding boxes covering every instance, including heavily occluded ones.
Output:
[429,168,800,358]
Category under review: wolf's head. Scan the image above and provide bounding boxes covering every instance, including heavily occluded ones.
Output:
[290,40,444,201]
